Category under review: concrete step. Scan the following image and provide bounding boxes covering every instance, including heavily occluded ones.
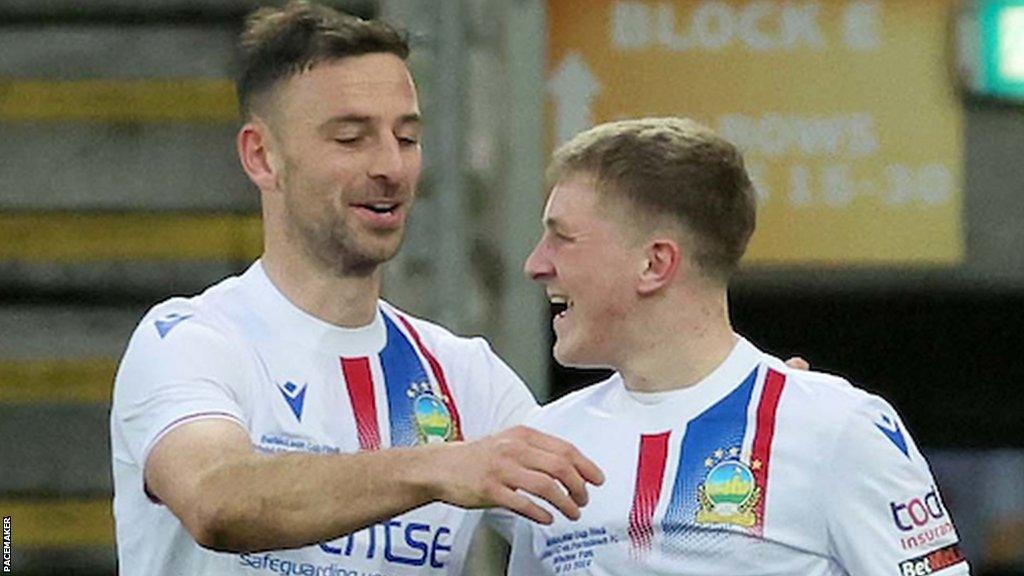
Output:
[0,261,248,302]
[0,359,115,404]
[0,305,143,359]
[1,498,113,575]
[0,213,262,262]
[0,497,112,548]
[0,124,253,211]
[0,79,238,122]
[0,306,136,495]
[0,25,236,79]
[0,405,111,495]
[0,213,259,296]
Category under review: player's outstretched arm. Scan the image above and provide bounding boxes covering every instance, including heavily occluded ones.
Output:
[145,420,604,553]
[428,425,605,525]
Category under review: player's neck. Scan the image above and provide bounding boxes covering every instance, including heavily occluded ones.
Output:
[261,248,382,329]
[618,290,736,393]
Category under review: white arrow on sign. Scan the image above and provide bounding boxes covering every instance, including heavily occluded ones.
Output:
[547,51,600,145]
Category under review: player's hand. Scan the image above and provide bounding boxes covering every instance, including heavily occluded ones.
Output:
[785,356,810,370]
[430,425,604,525]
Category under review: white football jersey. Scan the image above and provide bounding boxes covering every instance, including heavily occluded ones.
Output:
[508,337,969,576]
[110,261,538,575]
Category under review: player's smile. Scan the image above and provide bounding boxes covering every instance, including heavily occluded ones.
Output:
[549,294,571,316]
[350,200,406,230]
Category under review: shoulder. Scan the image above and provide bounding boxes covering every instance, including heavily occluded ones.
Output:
[783,369,863,406]
[113,290,255,417]
[757,353,915,461]
[379,301,500,362]
[134,295,229,348]
[527,374,620,429]
[757,351,877,421]
[122,275,252,367]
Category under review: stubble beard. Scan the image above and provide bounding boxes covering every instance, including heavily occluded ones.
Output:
[291,206,404,279]
[281,183,405,280]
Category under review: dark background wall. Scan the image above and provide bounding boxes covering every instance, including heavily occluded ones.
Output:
[552,289,1024,449]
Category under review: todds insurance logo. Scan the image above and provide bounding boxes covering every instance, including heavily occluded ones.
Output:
[890,487,946,532]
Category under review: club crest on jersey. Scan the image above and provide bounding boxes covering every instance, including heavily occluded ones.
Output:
[407,381,454,444]
[696,446,761,528]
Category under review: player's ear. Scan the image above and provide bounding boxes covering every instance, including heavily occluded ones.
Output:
[637,238,680,295]
[237,118,280,192]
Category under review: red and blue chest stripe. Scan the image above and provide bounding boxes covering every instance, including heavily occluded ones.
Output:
[341,312,463,451]
[627,366,787,550]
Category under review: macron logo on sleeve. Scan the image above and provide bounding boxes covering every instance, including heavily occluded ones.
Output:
[154,313,192,338]
[875,413,910,459]
[277,381,308,422]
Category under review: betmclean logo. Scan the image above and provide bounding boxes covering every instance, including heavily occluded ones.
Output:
[898,543,966,575]
[891,487,945,532]
[277,381,307,422]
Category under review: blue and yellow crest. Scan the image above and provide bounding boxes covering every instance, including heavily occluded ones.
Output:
[407,381,453,444]
[696,446,761,528]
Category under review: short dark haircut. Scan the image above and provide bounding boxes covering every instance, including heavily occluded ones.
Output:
[548,117,757,281]
[237,0,410,118]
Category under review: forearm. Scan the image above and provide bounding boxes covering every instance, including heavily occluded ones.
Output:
[191,445,439,552]
[151,421,602,553]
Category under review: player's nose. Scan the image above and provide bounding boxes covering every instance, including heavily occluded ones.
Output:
[367,135,405,183]
[524,239,554,282]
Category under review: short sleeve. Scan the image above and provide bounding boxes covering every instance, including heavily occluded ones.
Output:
[464,337,540,435]
[826,395,971,575]
[111,310,250,469]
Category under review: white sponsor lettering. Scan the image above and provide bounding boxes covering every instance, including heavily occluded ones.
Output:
[901,558,932,575]
[717,113,877,159]
[612,1,826,53]
[548,52,600,145]
[843,1,882,51]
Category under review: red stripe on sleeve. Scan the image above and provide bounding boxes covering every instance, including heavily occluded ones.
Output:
[341,357,381,451]
[627,431,671,552]
[750,368,786,535]
[395,314,464,441]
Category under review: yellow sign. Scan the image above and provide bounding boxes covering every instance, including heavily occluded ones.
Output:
[548,1,963,264]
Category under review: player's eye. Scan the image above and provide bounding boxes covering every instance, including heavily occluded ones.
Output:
[552,231,574,243]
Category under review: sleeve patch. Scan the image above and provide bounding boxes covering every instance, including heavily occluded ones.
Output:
[154,313,193,338]
[875,413,910,459]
